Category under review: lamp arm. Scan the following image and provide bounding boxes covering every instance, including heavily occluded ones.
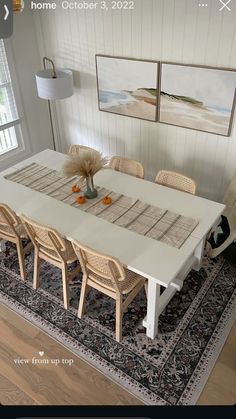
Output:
[43,57,57,79]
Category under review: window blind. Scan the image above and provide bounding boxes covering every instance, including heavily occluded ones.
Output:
[0,39,19,131]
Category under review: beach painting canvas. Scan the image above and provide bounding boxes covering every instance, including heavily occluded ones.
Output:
[96,55,159,121]
[159,63,236,136]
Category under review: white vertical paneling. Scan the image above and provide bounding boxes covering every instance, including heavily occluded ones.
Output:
[195,0,212,64]
[170,0,187,62]
[77,9,94,147]
[32,0,236,201]
[112,9,123,56]
[205,5,224,66]
[125,0,142,163]
[140,0,152,58]
[216,10,235,66]
[59,8,75,151]
[151,0,164,59]
[181,0,198,63]
[161,0,175,61]
[66,11,83,149]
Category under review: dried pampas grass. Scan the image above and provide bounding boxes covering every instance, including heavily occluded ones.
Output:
[63,149,108,180]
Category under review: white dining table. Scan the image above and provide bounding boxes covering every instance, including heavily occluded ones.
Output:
[0,149,225,339]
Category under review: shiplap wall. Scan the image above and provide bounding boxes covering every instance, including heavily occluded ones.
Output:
[32,0,236,201]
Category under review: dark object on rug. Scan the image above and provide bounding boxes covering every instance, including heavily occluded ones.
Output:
[208,215,230,249]
[207,173,236,258]
[222,242,236,268]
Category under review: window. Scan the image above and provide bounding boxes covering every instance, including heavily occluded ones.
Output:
[0,39,22,156]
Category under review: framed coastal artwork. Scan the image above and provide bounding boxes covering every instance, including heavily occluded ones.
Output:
[159,63,236,136]
[95,55,159,122]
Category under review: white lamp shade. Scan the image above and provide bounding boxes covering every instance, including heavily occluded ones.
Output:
[35,69,73,100]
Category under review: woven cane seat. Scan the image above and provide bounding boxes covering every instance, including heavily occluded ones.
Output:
[89,267,145,295]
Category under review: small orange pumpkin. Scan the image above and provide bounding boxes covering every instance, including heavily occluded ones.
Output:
[72,184,81,193]
[76,195,86,204]
[102,196,112,205]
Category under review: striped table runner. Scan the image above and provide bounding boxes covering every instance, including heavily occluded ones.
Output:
[5,163,198,249]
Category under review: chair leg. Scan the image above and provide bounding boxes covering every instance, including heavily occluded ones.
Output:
[33,249,41,289]
[115,296,123,343]
[16,240,27,281]
[78,279,88,318]
[62,265,70,310]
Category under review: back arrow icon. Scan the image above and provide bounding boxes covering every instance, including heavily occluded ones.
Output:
[4,5,9,21]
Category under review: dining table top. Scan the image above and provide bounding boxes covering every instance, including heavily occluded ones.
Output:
[0,149,225,287]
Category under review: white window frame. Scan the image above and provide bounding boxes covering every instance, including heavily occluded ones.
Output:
[0,38,31,170]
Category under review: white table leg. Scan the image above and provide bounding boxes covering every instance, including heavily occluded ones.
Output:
[193,237,206,271]
[143,280,161,339]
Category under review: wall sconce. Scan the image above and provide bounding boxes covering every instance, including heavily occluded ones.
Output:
[35,57,74,151]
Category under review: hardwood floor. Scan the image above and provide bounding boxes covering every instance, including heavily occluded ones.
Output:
[0,304,141,405]
[0,303,235,406]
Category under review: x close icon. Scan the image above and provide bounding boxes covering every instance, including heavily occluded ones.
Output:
[219,0,231,11]
[0,0,13,39]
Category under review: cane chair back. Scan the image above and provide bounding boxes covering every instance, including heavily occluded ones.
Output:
[68,144,97,156]
[73,241,126,293]
[0,203,31,280]
[21,215,71,263]
[110,156,145,179]
[0,203,19,239]
[20,215,79,309]
[155,170,196,195]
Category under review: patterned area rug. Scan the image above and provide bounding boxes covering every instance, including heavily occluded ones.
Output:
[0,241,235,405]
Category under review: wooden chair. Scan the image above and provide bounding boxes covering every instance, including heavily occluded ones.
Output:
[155,170,196,195]
[71,240,146,342]
[21,215,80,309]
[0,203,32,280]
[68,144,97,156]
[109,156,145,179]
